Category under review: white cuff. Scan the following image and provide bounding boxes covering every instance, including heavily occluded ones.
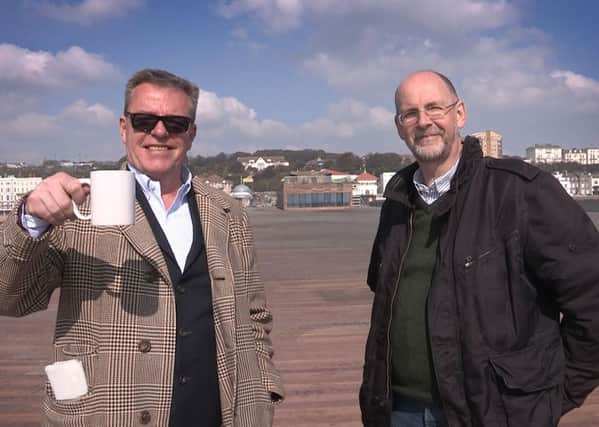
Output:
[20,206,50,239]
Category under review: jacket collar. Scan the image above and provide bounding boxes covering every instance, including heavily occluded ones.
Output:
[384,135,482,214]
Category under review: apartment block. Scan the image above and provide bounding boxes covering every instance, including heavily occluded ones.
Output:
[0,176,42,212]
[552,171,593,196]
[563,148,588,164]
[586,148,599,165]
[526,145,563,163]
[471,130,502,158]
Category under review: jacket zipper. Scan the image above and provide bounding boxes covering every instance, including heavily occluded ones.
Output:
[465,248,494,268]
[385,210,414,402]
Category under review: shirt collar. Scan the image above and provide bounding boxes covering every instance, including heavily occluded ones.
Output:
[127,163,192,209]
[413,157,460,201]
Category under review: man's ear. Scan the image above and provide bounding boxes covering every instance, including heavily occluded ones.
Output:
[395,115,405,140]
[119,115,127,145]
[185,123,197,152]
[456,100,467,129]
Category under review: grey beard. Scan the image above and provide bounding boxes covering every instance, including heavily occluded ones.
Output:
[410,140,452,163]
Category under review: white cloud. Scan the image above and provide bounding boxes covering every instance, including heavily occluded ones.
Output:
[192,88,396,156]
[36,0,144,24]
[227,27,266,51]
[1,100,116,136]
[231,27,248,39]
[0,93,38,117]
[61,99,116,124]
[218,0,304,31]
[298,18,599,155]
[0,44,120,89]
[218,0,517,33]
[551,70,599,97]
[0,44,121,162]
[197,89,394,139]
[215,0,599,154]
[0,101,118,162]
[306,99,393,131]
[0,87,399,163]
[196,89,290,141]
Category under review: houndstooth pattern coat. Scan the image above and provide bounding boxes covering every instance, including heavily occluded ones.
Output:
[0,177,284,426]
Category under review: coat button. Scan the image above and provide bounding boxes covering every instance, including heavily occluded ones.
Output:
[140,410,151,424]
[176,285,186,294]
[179,375,191,385]
[178,328,192,337]
[138,339,151,353]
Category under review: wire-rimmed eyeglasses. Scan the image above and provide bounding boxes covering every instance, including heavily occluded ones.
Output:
[397,100,460,126]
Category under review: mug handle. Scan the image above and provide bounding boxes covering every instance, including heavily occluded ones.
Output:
[71,200,91,220]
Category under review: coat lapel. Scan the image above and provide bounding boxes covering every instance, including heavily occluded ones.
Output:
[192,178,238,425]
[120,201,172,286]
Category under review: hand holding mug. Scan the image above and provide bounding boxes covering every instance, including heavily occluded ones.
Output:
[25,172,90,226]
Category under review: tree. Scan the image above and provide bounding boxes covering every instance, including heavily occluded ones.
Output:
[364,153,413,176]
[251,166,291,192]
[334,152,362,173]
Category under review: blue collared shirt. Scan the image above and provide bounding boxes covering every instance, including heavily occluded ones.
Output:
[22,165,194,272]
[413,158,460,205]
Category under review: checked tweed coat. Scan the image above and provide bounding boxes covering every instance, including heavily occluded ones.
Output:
[0,177,284,426]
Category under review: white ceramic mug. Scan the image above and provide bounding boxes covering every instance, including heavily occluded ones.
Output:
[72,170,136,226]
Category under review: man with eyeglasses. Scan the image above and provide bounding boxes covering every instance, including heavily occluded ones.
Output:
[0,68,284,426]
[360,70,599,427]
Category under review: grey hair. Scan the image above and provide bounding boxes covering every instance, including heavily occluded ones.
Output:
[124,68,199,120]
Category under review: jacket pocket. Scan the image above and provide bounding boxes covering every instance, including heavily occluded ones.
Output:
[489,333,564,426]
[44,343,98,416]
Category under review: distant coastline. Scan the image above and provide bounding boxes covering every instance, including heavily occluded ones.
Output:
[2,196,599,223]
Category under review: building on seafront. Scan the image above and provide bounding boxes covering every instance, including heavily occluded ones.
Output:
[237,155,289,171]
[0,176,42,213]
[279,172,353,210]
[553,171,595,196]
[471,130,503,158]
[526,144,563,163]
[197,174,234,193]
[231,184,253,207]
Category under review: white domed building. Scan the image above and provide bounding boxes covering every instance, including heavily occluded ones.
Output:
[230,184,253,207]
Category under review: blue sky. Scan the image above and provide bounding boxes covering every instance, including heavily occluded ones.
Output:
[1,0,598,163]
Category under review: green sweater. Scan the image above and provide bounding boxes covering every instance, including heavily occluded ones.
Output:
[390,197,442,401]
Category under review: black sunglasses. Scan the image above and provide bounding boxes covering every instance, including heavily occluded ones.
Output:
[125,112,192,134]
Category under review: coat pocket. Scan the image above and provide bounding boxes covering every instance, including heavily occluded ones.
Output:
[44,343,98,415]
[489,333,564,426]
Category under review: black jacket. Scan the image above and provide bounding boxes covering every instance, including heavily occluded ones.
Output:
[360,137,599,427]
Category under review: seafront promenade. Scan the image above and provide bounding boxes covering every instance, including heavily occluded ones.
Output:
[0,207,597,425]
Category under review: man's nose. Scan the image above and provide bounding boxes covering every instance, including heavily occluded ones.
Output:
[416,110,433,127]
[150,119,169,138]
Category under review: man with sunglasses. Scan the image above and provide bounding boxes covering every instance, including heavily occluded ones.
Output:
[360,70,599,427]
[0,68,284,426]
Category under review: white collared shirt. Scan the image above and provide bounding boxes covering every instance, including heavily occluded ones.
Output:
[22,165,194,272]
[413,158,460,205]
[129,164,193,272]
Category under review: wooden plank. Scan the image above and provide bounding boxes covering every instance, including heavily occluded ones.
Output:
[0,208,597,425]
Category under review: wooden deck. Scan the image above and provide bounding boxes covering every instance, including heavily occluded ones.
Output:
[0,208,598,425]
